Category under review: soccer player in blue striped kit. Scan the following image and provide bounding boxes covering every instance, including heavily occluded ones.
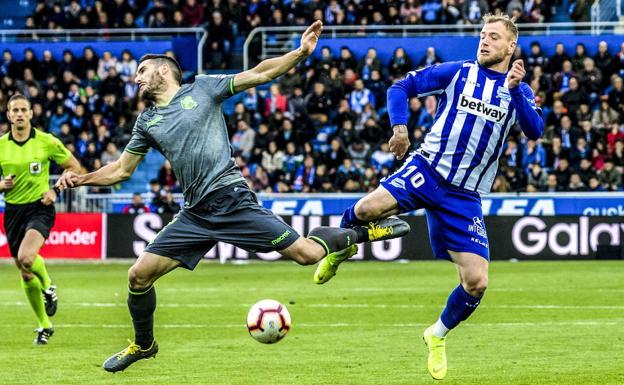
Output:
[314,14,544,379]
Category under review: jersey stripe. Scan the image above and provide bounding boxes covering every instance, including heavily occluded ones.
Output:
[455,76,503,187]
[446,67,489,182]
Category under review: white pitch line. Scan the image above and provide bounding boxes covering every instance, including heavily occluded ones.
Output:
[0,301,622,310]
[0,321,619,329]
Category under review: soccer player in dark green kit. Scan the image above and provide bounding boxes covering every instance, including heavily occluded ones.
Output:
[57,21,409,372]
[0,94,81,344]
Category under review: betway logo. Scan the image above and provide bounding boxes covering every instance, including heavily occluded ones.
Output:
[512,217,623,256]
[457,94,507,123]
[45,229,98,246]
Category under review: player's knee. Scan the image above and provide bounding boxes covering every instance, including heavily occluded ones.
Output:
[20,271,34,281]
[464,275,488,297]
[17,251,36,270]
[127,265,153,290]
[292,248,318,265]
[355,200,381,221]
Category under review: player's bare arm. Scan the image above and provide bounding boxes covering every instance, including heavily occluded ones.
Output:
[388,124,410,160]
[56,151,143,189]
[42,155,82,205]
[232,20,323,93]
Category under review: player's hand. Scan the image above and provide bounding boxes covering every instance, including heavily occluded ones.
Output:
[507,59,525,89]
[0,175,14,191]
[41,189,57,206]
[56,171,81,189]
[299,20,323,57]
[389,125,410,160]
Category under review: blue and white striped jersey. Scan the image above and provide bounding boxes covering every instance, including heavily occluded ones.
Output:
[387,60,543,194]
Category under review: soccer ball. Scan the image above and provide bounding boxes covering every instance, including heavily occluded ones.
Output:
[246,299,291,344]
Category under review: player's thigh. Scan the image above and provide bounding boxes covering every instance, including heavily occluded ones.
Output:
[17,229,46,265]
[379,153,440,214]
[425,188,489,262]
[128,251,182,289]
[143,210,218,271]
[354,186,400,220]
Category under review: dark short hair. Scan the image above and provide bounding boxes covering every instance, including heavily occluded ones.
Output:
[139,54,182,85]
[7,93,31,108]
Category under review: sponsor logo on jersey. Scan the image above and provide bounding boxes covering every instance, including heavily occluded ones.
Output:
[457,93,507,123]
[146,115,163,128]
[180,96,198,110]
[29,162,42,174]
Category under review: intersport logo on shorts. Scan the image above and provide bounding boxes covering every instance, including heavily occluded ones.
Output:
[512,217,624,256]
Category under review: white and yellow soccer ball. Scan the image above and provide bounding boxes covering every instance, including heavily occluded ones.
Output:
[246,299,291,344]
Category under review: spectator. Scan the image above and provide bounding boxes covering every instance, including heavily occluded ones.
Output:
[123,193,151,214]
[418,47,443,68]
[159,191,182,214]
[527,162,549,190]
[356,48,382,81]
[101,142,121,165]
[349,79,375,114]
[261,141,285,178]
[548,42,569,73]
[264,84,288,117]
[337,46,357,73]
[97,51,118,80]
[598,159,622,190]
[183,0,205,26]
[231,120,255,160]
[306,82,333,124]
[158,160,179,192]
[592,99,619,130]
[388,47,413,78]
[527,42,549,74]
[568,173,586,191]
[594,41,613,88]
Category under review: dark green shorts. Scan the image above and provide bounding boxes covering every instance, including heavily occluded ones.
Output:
[144,182,300,269]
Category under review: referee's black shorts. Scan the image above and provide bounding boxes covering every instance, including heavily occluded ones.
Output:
[4,201,55,257]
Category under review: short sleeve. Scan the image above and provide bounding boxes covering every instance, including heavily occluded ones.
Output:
[194,74,235,102]
[47,134,72,165]
[124,115,151,156]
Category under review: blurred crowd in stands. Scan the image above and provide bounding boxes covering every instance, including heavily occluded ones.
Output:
[0,0,620,197]
[26,0,578,69]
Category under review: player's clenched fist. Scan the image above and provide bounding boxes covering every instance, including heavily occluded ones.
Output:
[507,59,525,89]
[56,171,81,189]
[389,125,411,160]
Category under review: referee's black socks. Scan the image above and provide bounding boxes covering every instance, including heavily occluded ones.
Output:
[128,285,156,349]
[308,226,367,256]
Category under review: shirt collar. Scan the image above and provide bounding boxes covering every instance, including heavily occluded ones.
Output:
[9,127,36,144]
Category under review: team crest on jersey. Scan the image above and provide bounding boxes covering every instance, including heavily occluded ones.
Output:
[146,115,163,128]
[29,162,42,174]
[496,87,511,101]
[180,96,198,110]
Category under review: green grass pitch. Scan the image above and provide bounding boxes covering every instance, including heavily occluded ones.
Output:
[0,260,622,385]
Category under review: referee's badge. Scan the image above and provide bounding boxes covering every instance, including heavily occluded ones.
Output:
[29,162,42,174]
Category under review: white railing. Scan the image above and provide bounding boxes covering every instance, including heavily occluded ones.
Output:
[243,22,624,70]
[0,27,209,74]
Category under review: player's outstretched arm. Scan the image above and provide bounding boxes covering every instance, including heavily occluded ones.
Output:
[56,151,143,189]
[232,20,323,93]
[507,60,544,140]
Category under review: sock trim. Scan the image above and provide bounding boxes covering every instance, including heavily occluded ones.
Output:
[128,285,154,296]
[308,236,329,256]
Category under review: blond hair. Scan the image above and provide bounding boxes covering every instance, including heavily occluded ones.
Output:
[482,13,518,41]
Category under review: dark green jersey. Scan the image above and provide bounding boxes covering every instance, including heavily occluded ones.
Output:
[0,128,71,204]
[125,74,244,209]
